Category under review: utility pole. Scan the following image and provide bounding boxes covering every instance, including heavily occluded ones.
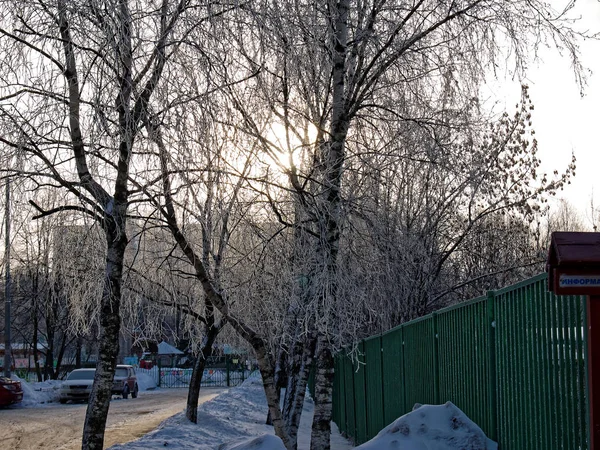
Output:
[4,177,11,378]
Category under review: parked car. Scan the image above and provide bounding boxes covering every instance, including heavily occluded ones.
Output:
[60,366,138,404]
[59,368,95,404]
[112,365,138,399]
[0,377,23,407]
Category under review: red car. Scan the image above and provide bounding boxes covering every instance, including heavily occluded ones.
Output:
[112,365,138,399]
[0,377,23,407]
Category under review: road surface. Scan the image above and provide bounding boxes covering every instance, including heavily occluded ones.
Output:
[0,387,225,449]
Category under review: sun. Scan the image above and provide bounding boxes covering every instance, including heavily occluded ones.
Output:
[265,120,319,171]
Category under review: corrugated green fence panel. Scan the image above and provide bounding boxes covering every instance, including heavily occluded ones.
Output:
[343,355,356,440]
[494,275,588,450]
[403,316,436,409]
[333,273,589,449]
[437,297,492,436]
[381,326,404,425]
[364,336,384,440]
[353,342,368,445]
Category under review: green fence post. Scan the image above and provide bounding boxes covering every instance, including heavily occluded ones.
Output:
[401,326,406,414]
[380,337,386,427]
[350,356,356,440]
[584,294,592,450]
[433,312,440,404]
[487,290,497,442]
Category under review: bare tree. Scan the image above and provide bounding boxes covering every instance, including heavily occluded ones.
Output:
[210,2,584,448]
[0,1,588,449]
[0,1,193,447]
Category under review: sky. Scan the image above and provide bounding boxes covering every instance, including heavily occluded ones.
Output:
[486,0,600,225]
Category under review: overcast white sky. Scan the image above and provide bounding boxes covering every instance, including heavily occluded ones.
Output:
[485,0,600,225]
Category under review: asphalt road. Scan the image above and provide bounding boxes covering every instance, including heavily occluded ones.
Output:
[0,387,225,450]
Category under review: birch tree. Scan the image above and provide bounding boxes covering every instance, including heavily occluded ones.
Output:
[211,2,584,448]
[0,1,193,448]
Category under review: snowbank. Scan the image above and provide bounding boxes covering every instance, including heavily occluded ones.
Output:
[136,370,157,391]
[10,374,61,406]
[218,434,286,450]
[355,402,497,450]
[108,377,351,450]
[109,377,283,450]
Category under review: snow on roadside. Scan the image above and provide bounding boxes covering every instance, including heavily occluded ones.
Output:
[108,377,280,450]
[355,402,497,450]
[9,371,497,450]
[135,370,157,391]
[108,376,353,450]
[10,374,61,406]
[219,434,287,450]
[107,376,496,450]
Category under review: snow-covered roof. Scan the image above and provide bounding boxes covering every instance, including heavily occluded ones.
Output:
[157,341,184,355]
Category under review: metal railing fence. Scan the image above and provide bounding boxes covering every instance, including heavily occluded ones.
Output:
[332,273,590,448]
[138,356,259,389]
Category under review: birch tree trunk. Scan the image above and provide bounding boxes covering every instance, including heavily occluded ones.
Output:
[186,312,225,423]
[283,332,317,449]
[308,0,350,446]
[310,333,335,450]
[82,228,127,449]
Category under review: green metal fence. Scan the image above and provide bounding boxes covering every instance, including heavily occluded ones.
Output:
[332,273,590,448]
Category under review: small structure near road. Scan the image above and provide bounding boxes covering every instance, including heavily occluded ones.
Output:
[139,341,184,369]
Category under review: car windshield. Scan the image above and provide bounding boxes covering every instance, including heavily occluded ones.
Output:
[115,368,128,377]
[67,370,95,380]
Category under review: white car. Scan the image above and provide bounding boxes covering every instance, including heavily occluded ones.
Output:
[60,366,139,404]
[59,368,95,404]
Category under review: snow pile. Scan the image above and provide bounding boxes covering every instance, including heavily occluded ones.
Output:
[355,402,497,450]
[107,375,352,450]
[109,377,281,450]
[11,374,61,406]
[136,370,157,391]
[218,434,286,450]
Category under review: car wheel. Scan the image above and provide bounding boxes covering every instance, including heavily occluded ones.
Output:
[122,385,129,399]
[131,384,138,399]
[59,398,67,404]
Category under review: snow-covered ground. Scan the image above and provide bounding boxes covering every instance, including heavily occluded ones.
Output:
[9,373,497,450]
[108,377,497,450]
[108,376,353,450]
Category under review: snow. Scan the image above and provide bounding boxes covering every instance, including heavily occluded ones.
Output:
[135,370,157,391]
[13,376,62,407]
[157,341,184,355]
[355,402,497,450]
[107,376,353,450]
[7,373,497,450]
[108,378,496,450]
